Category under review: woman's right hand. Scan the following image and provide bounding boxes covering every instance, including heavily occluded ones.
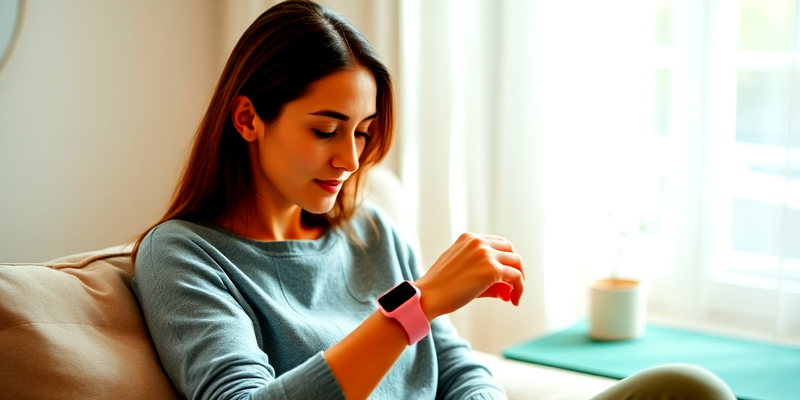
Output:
[414,232,525,321]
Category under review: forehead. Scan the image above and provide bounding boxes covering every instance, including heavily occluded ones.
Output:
[288,67,378,117]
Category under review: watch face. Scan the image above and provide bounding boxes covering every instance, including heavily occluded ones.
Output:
[379,281,417,312]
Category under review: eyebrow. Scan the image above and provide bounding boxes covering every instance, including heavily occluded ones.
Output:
[309,110,378,122]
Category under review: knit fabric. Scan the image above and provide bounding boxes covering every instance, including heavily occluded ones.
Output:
[133,204,506,400]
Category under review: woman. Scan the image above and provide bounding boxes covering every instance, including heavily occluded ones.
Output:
[132,1,735,399]
[133,1,520,399]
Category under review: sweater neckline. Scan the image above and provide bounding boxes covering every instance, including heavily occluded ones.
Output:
[193,220,343,256]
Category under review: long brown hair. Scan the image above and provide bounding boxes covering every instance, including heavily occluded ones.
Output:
[132,0,394,263]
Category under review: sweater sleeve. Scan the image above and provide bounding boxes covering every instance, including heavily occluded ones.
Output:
[132,224,346,400]
[431,316,507,400]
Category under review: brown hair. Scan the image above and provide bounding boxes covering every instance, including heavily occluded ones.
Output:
[132,0,394,262]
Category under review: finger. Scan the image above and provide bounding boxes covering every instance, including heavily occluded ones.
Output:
[474,236,522,281]
[495,266,524,306]
[504,267,525,306]
[489,249,525,281]
[482,281,513,302]
[478,235,516,253]
[457,232,515,253]
[478,263,524,305]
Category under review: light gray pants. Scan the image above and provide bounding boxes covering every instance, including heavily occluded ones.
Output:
[589,364,737,400]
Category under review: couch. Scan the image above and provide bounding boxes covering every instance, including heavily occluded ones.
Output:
[0,167,617,399]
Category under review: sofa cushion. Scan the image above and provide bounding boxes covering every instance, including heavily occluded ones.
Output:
[0,246,181,400]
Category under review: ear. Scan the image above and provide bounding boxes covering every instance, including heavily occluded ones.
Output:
[230,95,262,142]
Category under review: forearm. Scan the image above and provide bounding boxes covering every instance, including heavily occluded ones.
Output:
[324,310,410,400]
[325,230,524,400]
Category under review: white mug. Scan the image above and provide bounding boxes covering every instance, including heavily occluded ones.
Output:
[589,278,646,340]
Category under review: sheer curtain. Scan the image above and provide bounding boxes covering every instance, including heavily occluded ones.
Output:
[399,0,653,353]
[400,0,800,354]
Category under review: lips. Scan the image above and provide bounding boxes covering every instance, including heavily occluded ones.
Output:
[314,179,343,194]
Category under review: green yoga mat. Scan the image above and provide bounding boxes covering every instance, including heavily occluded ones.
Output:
[503,321,800,400]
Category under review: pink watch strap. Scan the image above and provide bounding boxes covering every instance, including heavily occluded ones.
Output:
[395,295,430,345]
[378,281,431,345]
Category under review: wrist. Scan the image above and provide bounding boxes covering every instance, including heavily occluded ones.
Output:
[414,279,440,322]
[377,281,431,345]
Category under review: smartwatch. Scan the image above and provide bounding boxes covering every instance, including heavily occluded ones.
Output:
[377,280,431,345]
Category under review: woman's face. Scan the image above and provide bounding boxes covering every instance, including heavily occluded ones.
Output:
[248,66,377,215]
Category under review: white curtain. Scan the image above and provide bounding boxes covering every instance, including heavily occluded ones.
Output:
[402,0,800,351]
[399,0,653,354]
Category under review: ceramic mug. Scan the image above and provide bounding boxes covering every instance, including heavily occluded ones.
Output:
[589,278,646,340]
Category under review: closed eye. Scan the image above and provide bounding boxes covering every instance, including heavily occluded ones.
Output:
[356,131,371,140]
[313,129,336,139]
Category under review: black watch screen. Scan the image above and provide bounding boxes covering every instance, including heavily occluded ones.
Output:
[378,281,417,312]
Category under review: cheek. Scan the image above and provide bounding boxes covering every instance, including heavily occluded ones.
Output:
[276,139,328,176]
[357,138,369,158]
[257,130,330,183]
[296,141,328,166]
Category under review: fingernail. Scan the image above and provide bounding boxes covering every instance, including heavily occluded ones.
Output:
[501,285,512,302]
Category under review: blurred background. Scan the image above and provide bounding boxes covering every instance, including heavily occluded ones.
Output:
[1,0,798,354]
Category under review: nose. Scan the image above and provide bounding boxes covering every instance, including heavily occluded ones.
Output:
[331,132,361,172]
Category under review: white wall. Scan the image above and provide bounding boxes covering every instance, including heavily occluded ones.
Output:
[0,1,222,262]
[0,1,400,263]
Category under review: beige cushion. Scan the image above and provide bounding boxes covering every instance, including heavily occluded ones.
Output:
[472,351,617,400]
[0,246,181,400]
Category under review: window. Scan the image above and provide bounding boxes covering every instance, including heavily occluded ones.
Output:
[642,0,800,344]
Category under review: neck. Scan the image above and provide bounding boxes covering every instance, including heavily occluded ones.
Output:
[214,201,324,241]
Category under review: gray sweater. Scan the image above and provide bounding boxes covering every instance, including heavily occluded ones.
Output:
[132,205,506,400]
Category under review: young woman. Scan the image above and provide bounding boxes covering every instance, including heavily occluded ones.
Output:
[132,1,735,399]
[133,1,520,399]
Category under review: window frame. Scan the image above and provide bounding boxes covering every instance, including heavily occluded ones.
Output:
[646,0,800,345]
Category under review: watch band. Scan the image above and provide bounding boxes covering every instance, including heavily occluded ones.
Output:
[377,281,431,345]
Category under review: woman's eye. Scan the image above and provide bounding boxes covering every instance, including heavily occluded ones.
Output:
[356,131,371,140]
[313,129,336,139]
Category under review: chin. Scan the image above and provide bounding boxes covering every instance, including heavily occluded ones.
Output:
[301,199,337,215]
